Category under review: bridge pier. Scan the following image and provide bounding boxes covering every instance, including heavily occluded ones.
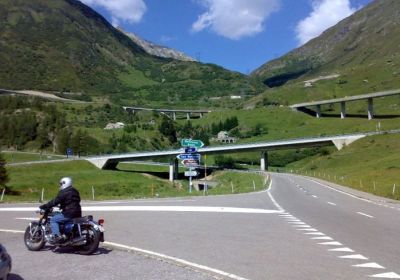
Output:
[186,113,190,120]
[260,151,268,171]
[368,98,374,120]
[169,158,179,182]
[200,113,203,118]
[316,105,321,118]
[340,102,346,119]
[172,112,176,121]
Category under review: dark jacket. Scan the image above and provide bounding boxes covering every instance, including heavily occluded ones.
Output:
[40,186,82,218]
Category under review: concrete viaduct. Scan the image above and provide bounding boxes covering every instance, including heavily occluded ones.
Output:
[122,106,211,120]
[290,89,400,120]
[86,133,366,182]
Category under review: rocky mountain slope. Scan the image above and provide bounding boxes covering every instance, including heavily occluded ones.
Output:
[121,29,195,62]
[0,0,263,103]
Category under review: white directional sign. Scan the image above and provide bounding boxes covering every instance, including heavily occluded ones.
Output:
[184,171,198,177]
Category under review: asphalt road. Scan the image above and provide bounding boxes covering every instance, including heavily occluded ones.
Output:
[1,173,400,279]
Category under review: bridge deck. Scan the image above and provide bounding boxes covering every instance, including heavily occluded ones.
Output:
[290,89,400,109]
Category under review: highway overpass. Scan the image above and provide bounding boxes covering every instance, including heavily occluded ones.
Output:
[86,133,367,181]
[290,89,400,119]
[122,106,211,120]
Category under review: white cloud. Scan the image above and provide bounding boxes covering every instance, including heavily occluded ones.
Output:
[191,0,280,40]
[80,0,146,26]
[296,0,357,45]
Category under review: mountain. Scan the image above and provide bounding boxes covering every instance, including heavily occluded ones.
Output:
[252,0,400,91]
[121,29,196,62]
[0,0,264,104]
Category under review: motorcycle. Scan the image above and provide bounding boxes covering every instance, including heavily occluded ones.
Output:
[24,208,105,255]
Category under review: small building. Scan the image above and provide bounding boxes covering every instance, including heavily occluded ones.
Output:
[217,131,236,144]
[104,122,125,130]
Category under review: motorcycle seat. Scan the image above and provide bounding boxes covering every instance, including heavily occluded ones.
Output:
[72,215,93,224]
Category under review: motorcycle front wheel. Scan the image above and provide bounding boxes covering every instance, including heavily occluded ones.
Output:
[24,222,45,251]
[77,226,100,255]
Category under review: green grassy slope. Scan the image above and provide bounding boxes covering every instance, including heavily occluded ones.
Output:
[1,158,267,202]
[0,0,264,104]
[286,133,400,200]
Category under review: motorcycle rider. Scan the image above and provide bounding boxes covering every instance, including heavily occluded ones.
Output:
[39,177,82,243]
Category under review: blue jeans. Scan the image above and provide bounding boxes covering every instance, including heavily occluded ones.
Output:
[50,213,70,236]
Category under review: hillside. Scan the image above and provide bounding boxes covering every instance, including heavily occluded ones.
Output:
[252,0,400,101]
[0,0,263,104]
[121,29,196,62]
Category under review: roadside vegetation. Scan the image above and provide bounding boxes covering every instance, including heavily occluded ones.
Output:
[286,133,400,200]
[0,158,268,202]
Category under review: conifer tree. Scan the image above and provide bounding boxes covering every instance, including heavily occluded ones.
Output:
[0,153,9,187]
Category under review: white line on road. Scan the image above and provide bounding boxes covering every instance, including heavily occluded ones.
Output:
[0,206,283,214]
[318,241,343,246]
[292,225,311,228]
[304,232,325,235]
[352,263,385,269]
[339,254,368,260]
[104,241,249,280]
[369,272,400,279]
[15,217,36,221]
[297,228,317,231]
[327,202,337,206]
[311,236,333,240]
[357,212,374,218]
[0,229,24,233]
[312,195,318,198]
[328,247,354,252]
[0,229,249,280]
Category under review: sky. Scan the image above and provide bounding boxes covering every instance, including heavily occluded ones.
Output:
[79,0,372,74]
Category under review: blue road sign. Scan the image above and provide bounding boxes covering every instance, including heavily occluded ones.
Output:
[177,153,201,160]
[66,148,73,156]
[185,147,197,153]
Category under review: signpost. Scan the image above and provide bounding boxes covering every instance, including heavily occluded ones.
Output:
[179,139,204,193]
[181,139,204,148]
[184,147,197,153]
[184,170,198,177]
[181,159,200,167]
[177,153,201,161]
[66,148,73,158]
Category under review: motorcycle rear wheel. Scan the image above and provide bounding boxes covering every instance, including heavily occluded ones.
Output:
[78,226,100,255]
[24,223,45,251]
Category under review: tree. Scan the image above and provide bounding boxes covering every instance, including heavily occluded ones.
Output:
[158,116,177,143]
[0,153,9,187]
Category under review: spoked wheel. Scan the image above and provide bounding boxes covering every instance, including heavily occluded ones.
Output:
[78,226,100,255]
[24,222,45,251]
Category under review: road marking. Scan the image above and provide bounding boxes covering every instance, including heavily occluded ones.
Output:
[0,229,248,280]
[312,195,318,198]
[318,241,343,246]
[0,206,283,214]
[104,241,249,280]
[297,228,317,231]
[328,247,354,252]
[288,222,305,224]
[0,229,24,233]
[357,212,374,218]
[267,180,284,211]
[327,202,337,206]
[352,263,385,269]
[304,232,325,235]
[369,272,400,279]
[292,225,311,228]
[15,217,36,221]
[311,236,333,240]
[339,254,368,260]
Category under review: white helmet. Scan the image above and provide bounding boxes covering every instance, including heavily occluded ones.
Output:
[59,177,72,190]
